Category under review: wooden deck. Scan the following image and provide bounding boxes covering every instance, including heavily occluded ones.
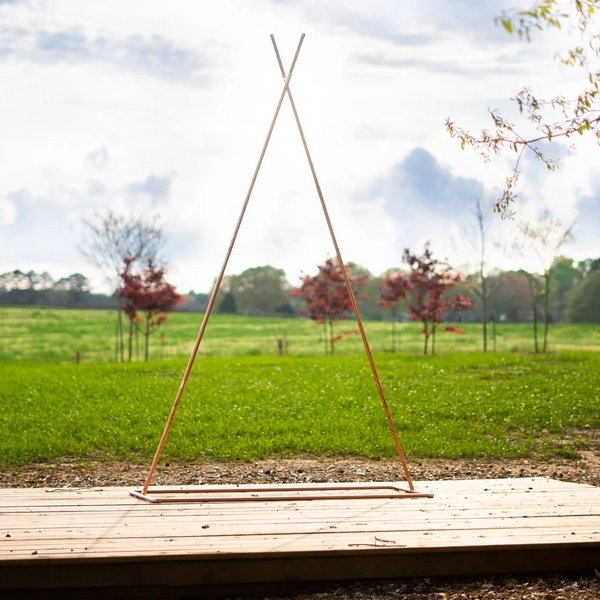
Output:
[1,477,599,598]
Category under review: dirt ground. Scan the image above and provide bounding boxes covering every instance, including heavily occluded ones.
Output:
[2,452,599,600]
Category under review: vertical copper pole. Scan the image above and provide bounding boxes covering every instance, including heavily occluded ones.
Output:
[142,34,306,494]
[271,35,415,491]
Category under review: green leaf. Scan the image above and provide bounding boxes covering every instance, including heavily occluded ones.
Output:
[500,17,513,34]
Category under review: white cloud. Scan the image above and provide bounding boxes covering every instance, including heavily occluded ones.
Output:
[0,0,598,293]
[0,196,16,226]
[87,146,109,168]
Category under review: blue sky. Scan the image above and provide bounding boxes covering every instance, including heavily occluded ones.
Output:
[0,0,598,292]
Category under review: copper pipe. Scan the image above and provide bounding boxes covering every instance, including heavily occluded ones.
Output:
[270,35,415,492]
[130,483,433,504]
[142,34,306,494]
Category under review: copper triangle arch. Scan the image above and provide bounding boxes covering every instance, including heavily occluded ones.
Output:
[131,34,432,503]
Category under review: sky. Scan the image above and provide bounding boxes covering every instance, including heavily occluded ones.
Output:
[0,0,598,293]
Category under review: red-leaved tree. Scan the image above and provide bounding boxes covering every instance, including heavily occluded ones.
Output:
[379,269,409,352]
[291,258,368,354]
[379,244,471,355]
[119,256,181,361]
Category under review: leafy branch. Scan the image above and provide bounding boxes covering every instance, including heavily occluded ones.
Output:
[446,0,600,217]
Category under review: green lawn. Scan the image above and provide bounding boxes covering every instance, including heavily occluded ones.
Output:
[1,352,597,466]
[1,306,600,362]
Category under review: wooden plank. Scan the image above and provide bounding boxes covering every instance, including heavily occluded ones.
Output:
[0,478,598,596]
[3,526,598,553]
[2,486,598,510]
[2,511,598,540]
[2,530,599,562]
[0,488,598,514]
[3,504,598,531]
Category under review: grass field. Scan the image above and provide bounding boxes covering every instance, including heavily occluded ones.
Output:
[2,306,600,362]
[0,352,598,466]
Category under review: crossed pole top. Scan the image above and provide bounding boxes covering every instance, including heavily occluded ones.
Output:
[140,35,416,496]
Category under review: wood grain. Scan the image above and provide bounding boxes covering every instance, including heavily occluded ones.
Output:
[1,478,598,597]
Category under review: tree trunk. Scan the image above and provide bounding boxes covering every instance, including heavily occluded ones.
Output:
[481,278,488,353]
[136,322,140,361]
[117,305,124,362]
[144,317,150,362]
[114,315,119,362]
[423,323,429,355]
[482,318,488,352]
[525,274,539,353]
[127,320,133,362]
[476,198,489,354]
[543,272,550,353]
[431,324,437,355]
[532,306,539,353]
[328,319,335,355]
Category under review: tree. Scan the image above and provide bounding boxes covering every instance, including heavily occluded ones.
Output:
[567,268,600,322]
[487,270,535,322]
[119,256,181,361]
[52,273,90,293]
[52,273,90,304]
[24,271,53,291]
[217,290,237,314]
[549,256,582,321]
[0,269,54,305]
[378,269,408,352]
[514,212,574,352]
[291,258,368,355]
[0,270,29,291]
[0,270,113,308]
[221,266,294,316]
[577,256,600,276]
[51,273,90,306]
[519,269,543,352]
[81,211,164,280]
[446,0,600,216]
[466,198,504,351]
[80,210,163,361]
[379,245,471,355]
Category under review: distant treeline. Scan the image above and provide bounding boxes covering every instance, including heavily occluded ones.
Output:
[0,271,114,309]
[2,257,600,323]
[0,270,209,312]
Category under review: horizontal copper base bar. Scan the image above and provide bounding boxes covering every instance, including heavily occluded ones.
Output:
[130,483,434,504]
